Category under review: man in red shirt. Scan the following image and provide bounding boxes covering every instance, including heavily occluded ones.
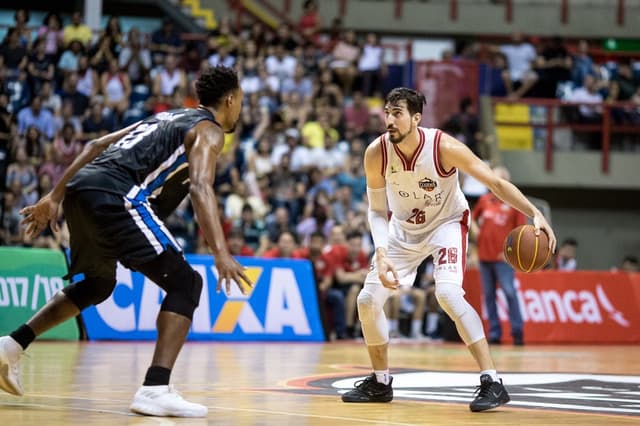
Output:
[327,230,370,338]
[295,232,347,339]
[227,228,255,257]
[294,232,334,288]
[471,166,527,345]
[262,231,299,258]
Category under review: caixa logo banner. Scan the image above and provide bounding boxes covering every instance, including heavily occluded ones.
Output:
[81,255,325,341]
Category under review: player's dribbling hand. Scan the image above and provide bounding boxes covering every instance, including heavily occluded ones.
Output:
[533,211,557,253]
[215,252,254,296]
[375,249,399,290]
[19,194,60,239]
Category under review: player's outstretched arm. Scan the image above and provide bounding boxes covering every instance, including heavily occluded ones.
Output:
[364,140,399,289]
[20,121,141,238]
[438,132,556,252]
[187,121,253,294]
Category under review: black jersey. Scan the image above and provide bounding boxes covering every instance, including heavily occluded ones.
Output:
[67,108,218,210]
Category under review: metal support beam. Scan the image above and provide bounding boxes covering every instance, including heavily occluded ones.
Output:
[505,0,513,23]
[560,0,569,24]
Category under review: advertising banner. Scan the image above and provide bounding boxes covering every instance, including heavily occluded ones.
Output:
[494,102,534,150]
[0,247,79,340]
[81,255,325,341]
[464,269,640,343]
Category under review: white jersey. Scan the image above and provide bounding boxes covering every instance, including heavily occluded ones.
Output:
[380,127,469,238]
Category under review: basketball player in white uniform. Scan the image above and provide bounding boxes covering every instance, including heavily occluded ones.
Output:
[341,88,556,411]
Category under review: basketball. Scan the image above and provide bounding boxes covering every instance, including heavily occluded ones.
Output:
[503,225,552,273]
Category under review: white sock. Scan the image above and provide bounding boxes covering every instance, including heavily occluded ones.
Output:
[426,313,439,334]
[481,369,499,382]
[411,319,422,337]
[374,370,390,385]
[388,319,398,333]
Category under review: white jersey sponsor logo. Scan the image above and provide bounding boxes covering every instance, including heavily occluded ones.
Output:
[381,127,469,234]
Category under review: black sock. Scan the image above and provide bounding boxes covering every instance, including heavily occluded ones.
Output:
[10,324,35,350]
[143,366,171,386]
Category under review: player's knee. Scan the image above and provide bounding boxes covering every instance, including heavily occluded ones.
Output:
[160,267,203,320]
[62,277,117,310]
[357,290,380,323]
[435,282,468,320]
[137,250,204,320]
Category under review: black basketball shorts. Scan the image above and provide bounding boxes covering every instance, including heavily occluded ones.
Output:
[63,189,182,282]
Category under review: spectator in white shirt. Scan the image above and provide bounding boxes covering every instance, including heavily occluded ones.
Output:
[119,27,152,85]
[265,44,297,83]
[281,64,313,102]
[271,128,311,173]
[567,74,603,121]
[358,33,384,96]
[499,32,538,98]
[208,45,236,68]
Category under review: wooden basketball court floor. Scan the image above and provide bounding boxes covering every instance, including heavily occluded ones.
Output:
[1,341,639,425]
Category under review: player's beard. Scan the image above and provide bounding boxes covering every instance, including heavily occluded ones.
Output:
[387,124,413,144]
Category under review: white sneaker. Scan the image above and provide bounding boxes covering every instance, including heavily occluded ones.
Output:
[0,336,24,396]
[130,385,208,417]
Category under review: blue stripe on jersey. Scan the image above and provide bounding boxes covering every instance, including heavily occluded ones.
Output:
[145,153,188,194]
[132,191,178,251]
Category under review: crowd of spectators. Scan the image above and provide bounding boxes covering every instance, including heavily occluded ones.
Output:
[478,32,640,150]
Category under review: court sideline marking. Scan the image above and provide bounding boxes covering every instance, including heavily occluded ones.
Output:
[1,394,416,425]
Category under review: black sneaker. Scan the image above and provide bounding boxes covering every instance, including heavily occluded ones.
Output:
[341,374,393,403]
[469,374,510,412]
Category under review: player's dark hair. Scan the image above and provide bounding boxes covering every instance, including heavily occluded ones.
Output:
[310,231,326,240]
[459,96,472,112]
[241,203,253,213]
[195,65,239,108]
[346,230,363,241]
[279,230,299,245]
[562,238,578,247]
[15,9,30,23]
[385,87,426,116]
[228,228,245,240]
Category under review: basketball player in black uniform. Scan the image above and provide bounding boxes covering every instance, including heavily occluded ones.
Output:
[0,66,251,417]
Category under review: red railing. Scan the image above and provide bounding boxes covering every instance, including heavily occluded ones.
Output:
[491,97,640,174]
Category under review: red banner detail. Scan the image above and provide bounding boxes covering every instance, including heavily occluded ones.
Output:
[414,61,479,129]
[464,270,640,343]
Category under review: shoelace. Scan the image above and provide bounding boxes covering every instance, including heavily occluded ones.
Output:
[473,382,493,398]
[353,375,376,390]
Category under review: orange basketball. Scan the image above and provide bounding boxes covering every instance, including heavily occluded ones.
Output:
[503,225,552,273]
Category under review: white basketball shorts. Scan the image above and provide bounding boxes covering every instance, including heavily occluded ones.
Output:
[365,211,470,288]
